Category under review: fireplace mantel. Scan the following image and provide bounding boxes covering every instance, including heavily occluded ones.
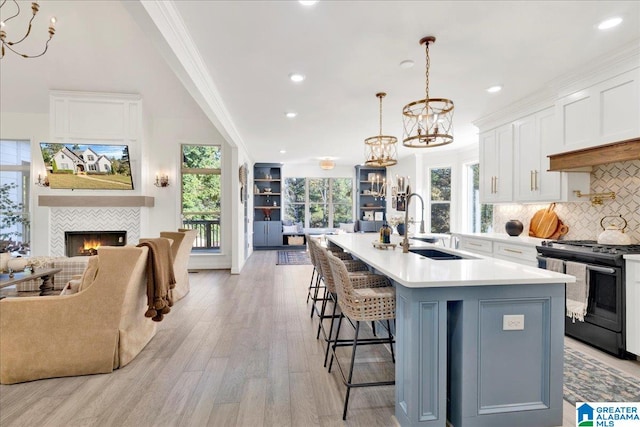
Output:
[39,196,155,207]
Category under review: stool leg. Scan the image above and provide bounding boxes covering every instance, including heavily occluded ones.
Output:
[387,319,395,364]
[306,267,316,303]
[343,320,361,420]
[371,321,377,337]
[310,274,322,318]
[316,286,330,339]
[328,312,344,373]
[324,293,338,367]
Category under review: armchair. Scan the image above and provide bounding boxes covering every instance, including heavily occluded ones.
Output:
[161,229,197,301]
[0,246,156,384]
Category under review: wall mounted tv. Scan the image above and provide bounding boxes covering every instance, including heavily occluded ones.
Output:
[39,143,134,190]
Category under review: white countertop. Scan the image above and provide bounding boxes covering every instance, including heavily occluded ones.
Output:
[328,233,574,289]
[451,232,547,247]
[624,254,640,261]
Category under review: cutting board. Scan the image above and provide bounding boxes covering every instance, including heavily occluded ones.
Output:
[529,203,559,238]
[547,219,569,240]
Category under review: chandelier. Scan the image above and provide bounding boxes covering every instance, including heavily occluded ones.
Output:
[402,36,454,148]
[364,92,398,166]
[0,1,57,59]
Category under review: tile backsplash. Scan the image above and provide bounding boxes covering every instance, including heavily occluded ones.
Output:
[493,160,639,243]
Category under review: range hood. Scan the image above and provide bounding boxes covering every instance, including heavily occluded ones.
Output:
[548,138,640,171]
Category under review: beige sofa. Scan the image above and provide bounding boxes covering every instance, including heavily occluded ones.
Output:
[161,229,197,301]
[0,246,156,384]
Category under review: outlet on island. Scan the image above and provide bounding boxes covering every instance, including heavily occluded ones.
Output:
[503,314,525,331]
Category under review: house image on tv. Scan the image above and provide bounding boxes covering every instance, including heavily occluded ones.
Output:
[52,147,112,174]
[577,403,594,426]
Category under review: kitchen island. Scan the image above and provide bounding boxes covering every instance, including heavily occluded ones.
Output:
[327,233,575,427]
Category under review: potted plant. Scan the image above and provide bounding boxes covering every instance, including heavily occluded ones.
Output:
[388,215,412,236]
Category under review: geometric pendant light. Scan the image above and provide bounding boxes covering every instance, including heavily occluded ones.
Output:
[364,92,398,166]
[402,36,454,148]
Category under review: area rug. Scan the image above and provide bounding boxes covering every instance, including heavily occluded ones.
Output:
[277,250,311,265]
[564,346,640,405]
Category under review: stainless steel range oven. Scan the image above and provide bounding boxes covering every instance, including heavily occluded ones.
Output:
[536,240,640,358]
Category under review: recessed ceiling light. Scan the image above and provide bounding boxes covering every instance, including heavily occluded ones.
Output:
[285,112,297,118]
[289,73,305,82]
[598,17,622,30]
[299,1,318,5]
[399,59,415,69]
[280,149,287,154]
[486,85,502,93]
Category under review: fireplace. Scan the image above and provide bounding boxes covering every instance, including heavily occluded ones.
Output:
[65,231,127,257]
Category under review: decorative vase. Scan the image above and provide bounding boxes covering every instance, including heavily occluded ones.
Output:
[396,223,405,236]
[505,219,524,236]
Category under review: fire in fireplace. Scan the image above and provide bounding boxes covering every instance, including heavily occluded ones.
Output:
[65,231,127,257]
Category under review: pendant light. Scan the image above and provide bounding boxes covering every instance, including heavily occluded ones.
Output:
[402,36,454,148]
[364,92,398,167]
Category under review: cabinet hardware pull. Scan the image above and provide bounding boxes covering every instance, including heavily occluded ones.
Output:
[530,171,534,191]
[534,170,539,191]
[494,176,498,194]
[468,242,482,247]
[504,248,523,254]
[490,177,494,193]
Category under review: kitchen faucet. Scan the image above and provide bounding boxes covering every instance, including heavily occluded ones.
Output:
[400,187,425,253]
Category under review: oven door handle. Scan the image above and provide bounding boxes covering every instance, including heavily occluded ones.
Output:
[586,265,616,275]
[537,256,616,275]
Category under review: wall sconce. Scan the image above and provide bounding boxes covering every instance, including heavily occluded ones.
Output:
[35,173,49,187]
[154,174,169,188]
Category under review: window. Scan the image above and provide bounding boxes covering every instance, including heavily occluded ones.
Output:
[88,164,97,171]
[284,177,306,225]
[466,163,493,233]
[87,155,95,161]
[181,144,221,251]
[429,167,451,233]
[0,140,31,255]
[284,177,353,228]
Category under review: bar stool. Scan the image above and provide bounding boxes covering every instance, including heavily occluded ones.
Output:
[326,250,396,420]
[309,239,371,366]
[305,235,349,306]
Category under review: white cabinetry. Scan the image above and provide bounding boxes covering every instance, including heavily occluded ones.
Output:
[480,124,513,203]
[625,256,640,356]
[513,108,590,202]
[455,234,542,268]
[556,68,640,152]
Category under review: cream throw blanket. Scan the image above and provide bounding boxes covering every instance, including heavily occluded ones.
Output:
[545,257,589,322]
[564,261,589,322]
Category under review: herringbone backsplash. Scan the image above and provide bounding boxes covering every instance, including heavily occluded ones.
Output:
[493,160,640,243]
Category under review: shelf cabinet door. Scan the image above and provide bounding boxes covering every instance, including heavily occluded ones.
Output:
[480,124,513,203]
[253,221,282,247]
[556,68,640,151]
[514,107,561,202]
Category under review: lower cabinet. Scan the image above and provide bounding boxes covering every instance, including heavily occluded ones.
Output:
[253,221,282,248]
[625,258,640,356]
[456,235,539,268]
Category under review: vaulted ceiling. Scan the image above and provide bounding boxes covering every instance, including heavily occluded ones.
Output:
[1,1,639,166]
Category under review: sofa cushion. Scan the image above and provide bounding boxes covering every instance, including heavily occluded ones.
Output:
[339,223,356,233]
[52,257,90,290]
[283,225,298,234]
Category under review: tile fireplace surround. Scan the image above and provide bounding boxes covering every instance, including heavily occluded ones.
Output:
[49,208,141,257]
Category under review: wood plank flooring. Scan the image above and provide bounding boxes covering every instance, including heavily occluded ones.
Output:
[1,250,639,426]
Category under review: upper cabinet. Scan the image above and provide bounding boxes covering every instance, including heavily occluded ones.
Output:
[556,68,640,152]
[480,124,513,203]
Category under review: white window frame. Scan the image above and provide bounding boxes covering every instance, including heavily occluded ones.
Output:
[427,165,452,233]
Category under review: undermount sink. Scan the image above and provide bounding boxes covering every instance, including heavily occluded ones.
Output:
[410,237,440,244]
[408,248,465,260]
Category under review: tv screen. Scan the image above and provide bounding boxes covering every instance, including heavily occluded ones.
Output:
[39,143,134,190]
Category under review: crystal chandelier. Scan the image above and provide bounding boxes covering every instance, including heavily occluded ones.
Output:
[0,1,57,59]
[402,36,454,148]
[364,92,397,166]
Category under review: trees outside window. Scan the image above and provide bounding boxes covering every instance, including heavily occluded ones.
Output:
[0,140,31,254]
[467,163,493,233]
[181,144,221,250]
[430,167,451,233]
[284,177,353,228]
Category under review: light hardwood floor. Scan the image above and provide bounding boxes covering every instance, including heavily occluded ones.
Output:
[1,250,638,426]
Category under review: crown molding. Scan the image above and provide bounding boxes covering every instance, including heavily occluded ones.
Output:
[49,91,142,101]
[133,1,250,158]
